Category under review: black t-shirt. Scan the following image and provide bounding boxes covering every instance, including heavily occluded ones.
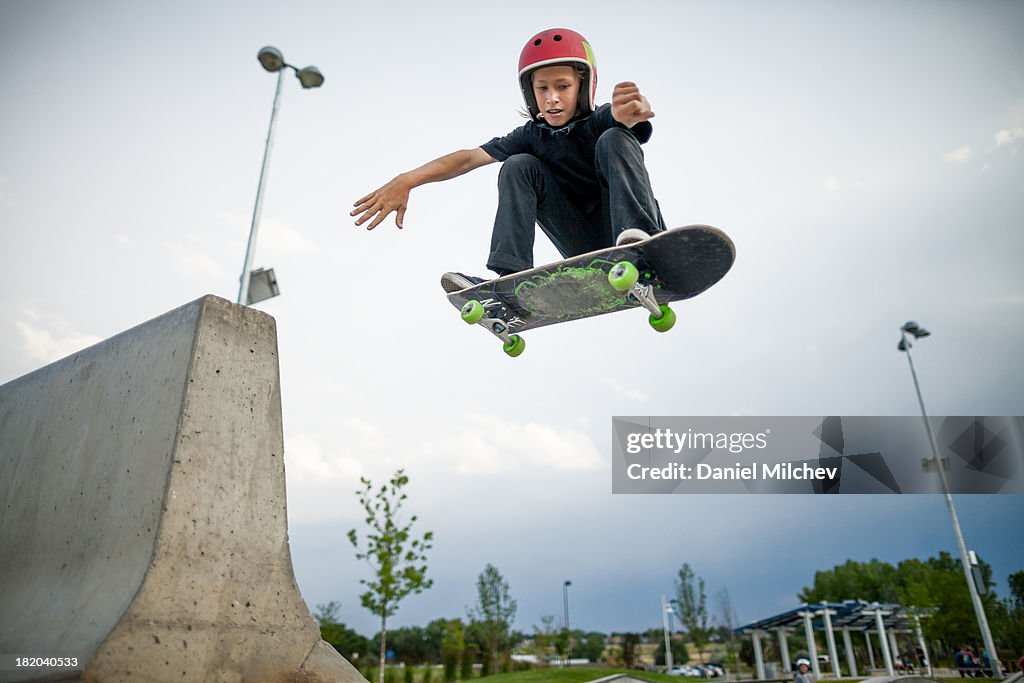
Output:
[480,103,653,214]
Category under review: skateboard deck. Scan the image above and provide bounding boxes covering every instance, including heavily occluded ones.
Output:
[445,224,735,356]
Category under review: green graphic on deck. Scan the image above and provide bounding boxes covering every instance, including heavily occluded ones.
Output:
[516,260,625,319]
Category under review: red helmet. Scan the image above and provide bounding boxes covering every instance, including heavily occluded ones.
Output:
[518,28,597,121]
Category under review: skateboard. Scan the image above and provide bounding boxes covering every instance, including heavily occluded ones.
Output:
[444,225,735,357]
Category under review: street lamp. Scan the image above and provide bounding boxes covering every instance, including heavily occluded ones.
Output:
[897,321,1003,678]
[238,46,324,306]
[563,580,572,667]
[661,595,674,670]
[563,580,572,631]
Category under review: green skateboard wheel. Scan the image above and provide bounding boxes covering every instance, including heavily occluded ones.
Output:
[461,300,485,324]
[608,261,640,292]
[649,304,676,333]
[503,334,526,357]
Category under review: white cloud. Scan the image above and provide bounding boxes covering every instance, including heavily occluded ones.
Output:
[260,217,319,256]
[164,241,229,281]
[603,377,649,402]
[160,229,237,282]
[15,313,101,364]
[944,146,973,163]
[285,417,392,486]
[993,128,1024,148]
[219,212,318,257]
[283,414,602,523]
[821,176,865,194]
[417,413,603,476]
[285,431,364,485]
[728,408,757,417]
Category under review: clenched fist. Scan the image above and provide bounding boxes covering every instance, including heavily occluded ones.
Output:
[611,82,654,128]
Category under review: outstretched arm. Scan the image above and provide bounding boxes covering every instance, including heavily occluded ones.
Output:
[352,147,497,229]
[611,82,655,128]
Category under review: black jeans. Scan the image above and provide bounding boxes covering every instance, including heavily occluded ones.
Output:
[486,127,666,274]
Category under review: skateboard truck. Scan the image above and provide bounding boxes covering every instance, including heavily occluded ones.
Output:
[625,281,661,317]
[459,301,527,357]
[608,262,677,332]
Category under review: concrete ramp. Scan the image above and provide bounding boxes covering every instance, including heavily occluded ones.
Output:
[0,295,363,683]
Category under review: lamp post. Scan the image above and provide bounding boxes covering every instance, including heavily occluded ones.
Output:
[898,321,1002,679]
[661,595,674,670]
[563,580,572,667]
[238,46,324,306]
[562,580,572,631]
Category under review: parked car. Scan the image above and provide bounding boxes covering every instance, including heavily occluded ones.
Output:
[704,663,725,677]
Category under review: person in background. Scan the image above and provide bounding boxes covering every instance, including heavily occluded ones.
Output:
[794,658,814,683]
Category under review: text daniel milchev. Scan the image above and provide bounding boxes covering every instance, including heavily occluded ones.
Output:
[623,428,839,481]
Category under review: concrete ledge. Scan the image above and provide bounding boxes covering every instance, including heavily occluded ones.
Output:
[0,295,364,683]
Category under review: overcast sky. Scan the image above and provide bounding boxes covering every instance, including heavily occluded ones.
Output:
[2,0,1022,637]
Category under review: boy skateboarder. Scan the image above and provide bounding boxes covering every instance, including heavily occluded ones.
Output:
[351,28,666,291]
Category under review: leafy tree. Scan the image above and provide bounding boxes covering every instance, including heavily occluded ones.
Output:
[441,619,464,682]
[654,637,689,667]
[715,587,742,675]
[532,615,558,666]
[675,563,710,664]
[315,600,344,625]
[797,552,1004,659]
[388,625,429,665]
[467,564,518,675]
[461,644,478,680]
[622,633,641,669]
[348,470,434,683]
[996,571,1024,659]
[642,628,663,645]
[570,631,607,662]
[423,618,449,665]
[798,558,900,604]
[1008,570,1024,608]
[315,601,372,662]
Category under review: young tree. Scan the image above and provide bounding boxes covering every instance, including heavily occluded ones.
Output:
[622,633,641,669]
[441,619,465,682]
[675,563,710,665]
[348,470,434,683]
[314,601,372,663]
[467,563,518,674]
[715,587,742,675]
[424,618,450,666]
[532,615,558,666]
[461,644,478,680]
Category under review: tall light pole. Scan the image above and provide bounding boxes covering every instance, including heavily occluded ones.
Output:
[238,46,324,306]
[898,321,1003,678]
[563,580,572,667]
[661,595,674,670]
